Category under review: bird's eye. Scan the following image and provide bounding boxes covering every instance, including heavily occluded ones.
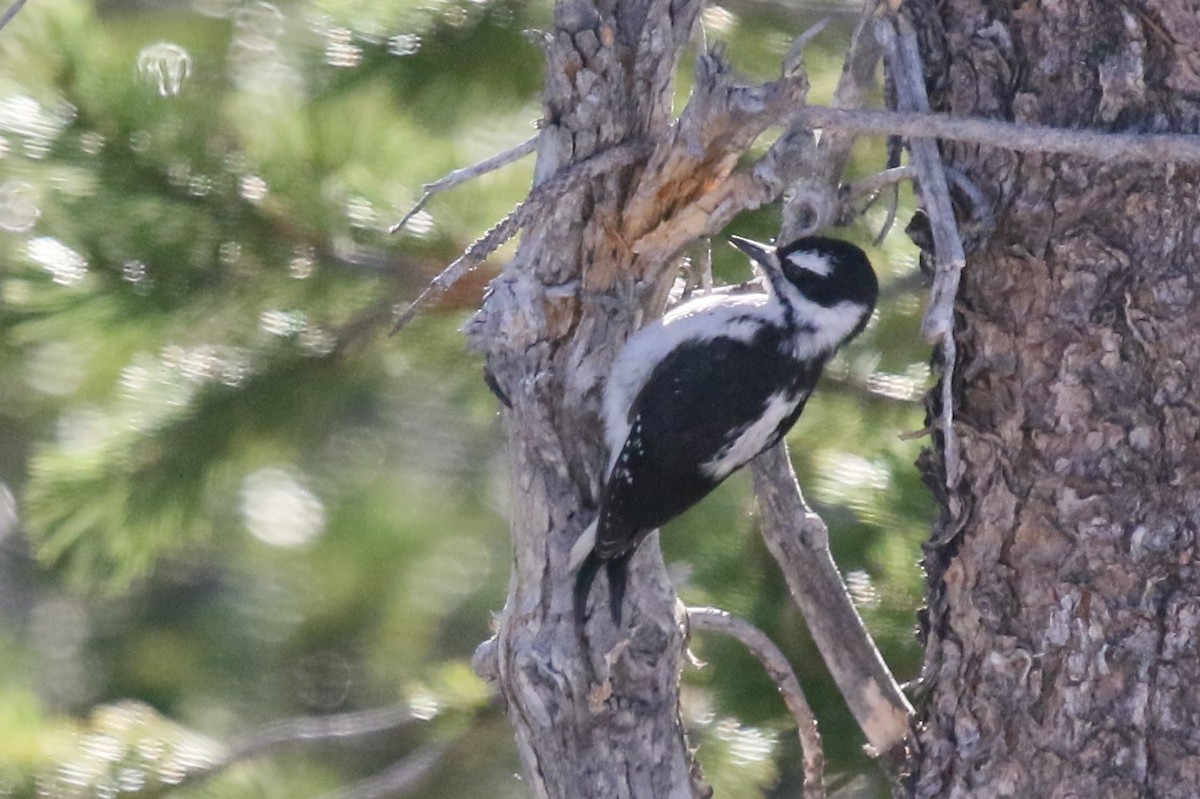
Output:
[784,250,834,277]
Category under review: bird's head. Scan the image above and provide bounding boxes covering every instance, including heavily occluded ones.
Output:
[729,234,879,339]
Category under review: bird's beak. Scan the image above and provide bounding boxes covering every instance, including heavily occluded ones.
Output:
[728,235,776,270]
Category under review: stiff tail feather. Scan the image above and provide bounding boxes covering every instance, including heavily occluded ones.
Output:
[604,554,632,625]
[570,520,634,626]
[572,549,633,627]
[573,551,603,627]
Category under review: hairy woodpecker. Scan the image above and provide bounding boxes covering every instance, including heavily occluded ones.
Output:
[570,234,879,626]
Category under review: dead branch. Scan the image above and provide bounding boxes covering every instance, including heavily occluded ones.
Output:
[878,15,965,343]
[688,606,825,799]
[879,12,966,492]
[749,445,914,763]
[844,165,918,205]
[390,139,651,334]
[800,104,1200,163]
[840,164,915,242]
[942,164,997,240]
[388,135,538,235]
[0,0,28,32]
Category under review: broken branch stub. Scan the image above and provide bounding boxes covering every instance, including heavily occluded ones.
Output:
[623,41,811,260]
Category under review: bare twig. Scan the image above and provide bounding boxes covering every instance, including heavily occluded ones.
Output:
[840,164,914,242]
[320,740,450,799]
[177,702,418,788]
[749,444,913,762]
[943,164,996,239]
[878,17,965,342]
[688,606,825,799]
[0,0,28,32]
[390,139,651,334]
[388,135,538,234]
[873,183,900,246]
[799,104,1200,164]
[844,165,918,204]
[879,13,965,490]
[783,16,830,74]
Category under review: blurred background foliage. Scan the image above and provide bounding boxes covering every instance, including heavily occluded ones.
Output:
[0,0,932,796]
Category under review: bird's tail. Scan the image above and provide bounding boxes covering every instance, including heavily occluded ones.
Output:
[573,551,603,627]
[605,554,631,625]
[570,520,602,627]
[572,549,632,627]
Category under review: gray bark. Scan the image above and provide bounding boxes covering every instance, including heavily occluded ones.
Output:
[908,1,1200,797]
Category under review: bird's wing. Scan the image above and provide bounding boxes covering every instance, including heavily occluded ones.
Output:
[593,334,816,561]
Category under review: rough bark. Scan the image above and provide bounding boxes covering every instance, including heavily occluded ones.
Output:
[908,2,1200,797]
[467,5,701,795]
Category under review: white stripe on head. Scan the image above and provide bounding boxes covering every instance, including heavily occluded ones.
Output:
[784,249,834,277]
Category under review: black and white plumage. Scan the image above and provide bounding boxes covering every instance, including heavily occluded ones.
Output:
[570,234,879,626]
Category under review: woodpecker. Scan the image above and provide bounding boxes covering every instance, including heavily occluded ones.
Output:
[570,234,879,626]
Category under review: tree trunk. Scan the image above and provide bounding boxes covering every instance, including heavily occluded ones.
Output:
[467,2,722,796]
[909,1,1200,796]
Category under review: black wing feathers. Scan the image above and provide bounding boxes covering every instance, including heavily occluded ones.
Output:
[596,333,819,557]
